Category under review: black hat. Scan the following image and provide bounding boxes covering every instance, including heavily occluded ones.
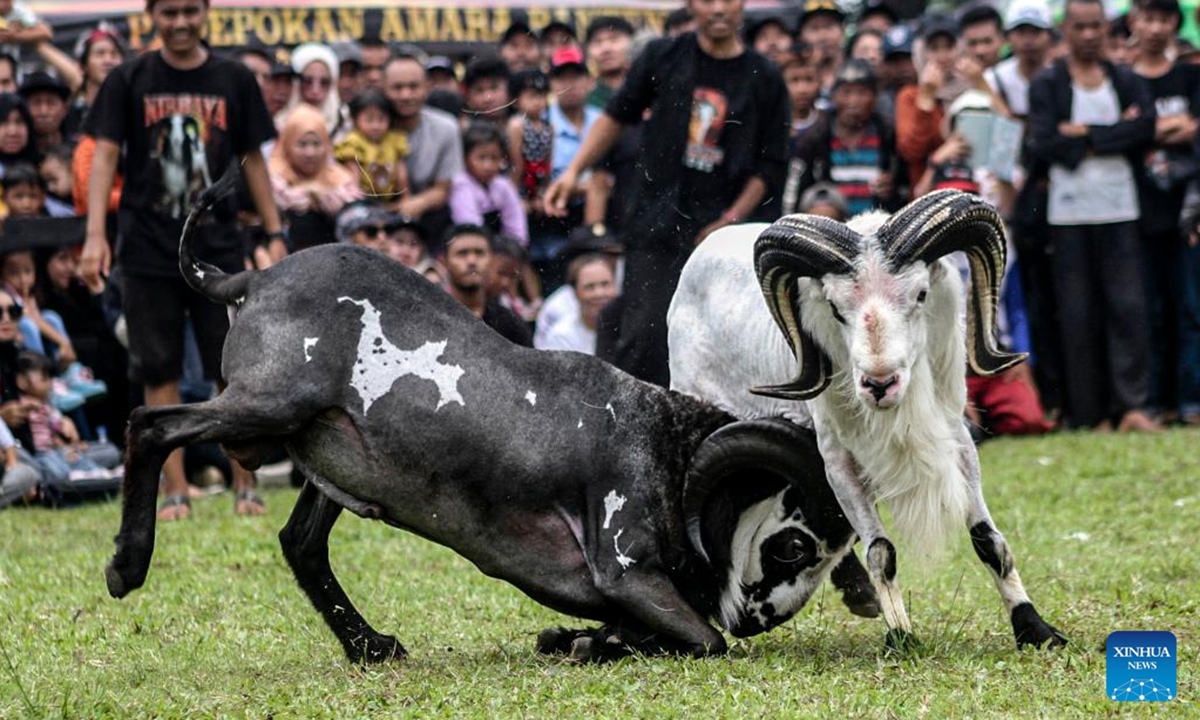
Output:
[920,13,958,43]
[18,72,70,101]
[859,0,899,24]
[798,0,846,29]
[501,20,537,45]
[832,58,877,91]
[585,15,635,44]
[509,69,549,97]
[745,15,793,44]
[540,20,578,43]
[330,41,363,68]
[559,223,623,260]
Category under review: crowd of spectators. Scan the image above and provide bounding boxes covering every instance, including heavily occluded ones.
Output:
[1,0,1198,514]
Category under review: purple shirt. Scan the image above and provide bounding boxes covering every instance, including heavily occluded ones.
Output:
[448,172,528,244]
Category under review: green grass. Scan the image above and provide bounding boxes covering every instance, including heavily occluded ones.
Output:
[1,429,1197,718]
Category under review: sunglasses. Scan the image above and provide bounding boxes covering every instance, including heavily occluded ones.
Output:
[359,225,390,239]
[0,304,23,320]
[301,76,332,89]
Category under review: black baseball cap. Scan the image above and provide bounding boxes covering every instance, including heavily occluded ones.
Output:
[585,15,635,44]
[859,0,899,24]
[832,58,877,91]
[560,222,624,260]
[920,13,958,43]
[540,20,578,43]
[501,20,537,45]
[883,24,914,57]
[509,69,549,97]
[18,72,70,101]
[745,15,793,45]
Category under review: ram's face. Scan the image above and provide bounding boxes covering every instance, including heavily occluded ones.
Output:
[822,249,938,410]
[722,488,851,637]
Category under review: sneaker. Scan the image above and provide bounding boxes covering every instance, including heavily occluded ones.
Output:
[62,362,107,399]
[51,380,85,412]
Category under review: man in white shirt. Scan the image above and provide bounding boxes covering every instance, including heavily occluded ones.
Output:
[986,0,1054,120]
[1026,0,1159,431]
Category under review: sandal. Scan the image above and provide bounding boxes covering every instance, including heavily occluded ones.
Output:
[157,494,191,521]
[235,489,266,516]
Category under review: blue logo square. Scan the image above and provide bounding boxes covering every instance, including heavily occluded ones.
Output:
[1107,631,1176,702]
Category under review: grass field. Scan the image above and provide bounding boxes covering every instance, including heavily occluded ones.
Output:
[1,429,1197,718]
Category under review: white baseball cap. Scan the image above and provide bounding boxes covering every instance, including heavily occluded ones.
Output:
[1005,0,1054,31]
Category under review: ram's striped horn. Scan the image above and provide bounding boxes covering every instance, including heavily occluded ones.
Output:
[751,214,862,400]
[683,419,829,564]
[878,190,1026,376]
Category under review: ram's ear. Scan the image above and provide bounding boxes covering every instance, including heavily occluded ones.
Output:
[683,419,829,564]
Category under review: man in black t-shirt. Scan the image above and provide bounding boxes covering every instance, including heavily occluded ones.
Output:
[80,0,285,520]
[1130,0,1200,422]
[440,225,533,347]
[544,0,789,387]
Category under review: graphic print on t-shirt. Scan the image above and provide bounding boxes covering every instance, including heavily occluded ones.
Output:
[144,94,225,218]
[684,87,728,172]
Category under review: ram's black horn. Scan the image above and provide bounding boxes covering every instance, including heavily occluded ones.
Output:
[878,190,1026,376]
[751,215,861,399]
[683,418,829,563]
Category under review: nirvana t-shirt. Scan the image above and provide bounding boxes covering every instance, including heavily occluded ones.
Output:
[1136,63,1200,235]
[87,51,276,277]
[606,34,788,249]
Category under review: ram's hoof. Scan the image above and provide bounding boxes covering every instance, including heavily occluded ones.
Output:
[1012,604,1067,649]
[104,560,145,599]
[536,627,587,655]
[568,636,598,663]
[841,590,881,619]
[884,628,922,654]
[347,633,407,664]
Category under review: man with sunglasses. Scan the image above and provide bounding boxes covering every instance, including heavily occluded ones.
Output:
[80,0,284,520]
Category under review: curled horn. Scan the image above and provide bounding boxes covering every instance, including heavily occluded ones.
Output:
[751,215,862,400]
[878,190,1026,376]
[683,419,827,564]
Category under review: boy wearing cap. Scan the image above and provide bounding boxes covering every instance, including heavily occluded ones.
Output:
[788,59,896,216]
[745,15,794,67]
[797,0,846,90]
[500,20,541,73]
[1130,0,1200,423]
[986,0,1054,120]
[538,46,599,283]
[895,14,960,188]
[18,72,71,151]
[585,16,635,109]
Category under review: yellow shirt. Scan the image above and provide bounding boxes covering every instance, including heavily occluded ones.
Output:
[334,130,409,198]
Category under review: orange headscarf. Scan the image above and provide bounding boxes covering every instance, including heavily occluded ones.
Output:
[269,104,354,189]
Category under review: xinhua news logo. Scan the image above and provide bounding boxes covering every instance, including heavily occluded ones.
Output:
[1107,631,1176,702]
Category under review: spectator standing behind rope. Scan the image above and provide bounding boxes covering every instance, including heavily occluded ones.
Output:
[1027,0,1160,432]
[545,0,789,387]
[80,0,285,520]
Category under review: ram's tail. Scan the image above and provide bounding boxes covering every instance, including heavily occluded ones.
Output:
[179,165,254,305]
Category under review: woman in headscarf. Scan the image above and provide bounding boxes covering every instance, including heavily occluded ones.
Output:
[276,42,343,136]
[0,94,40,181]
[269,104,360,249]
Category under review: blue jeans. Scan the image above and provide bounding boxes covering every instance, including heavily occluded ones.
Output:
[18,310,67,358]
[27,442,123,498]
